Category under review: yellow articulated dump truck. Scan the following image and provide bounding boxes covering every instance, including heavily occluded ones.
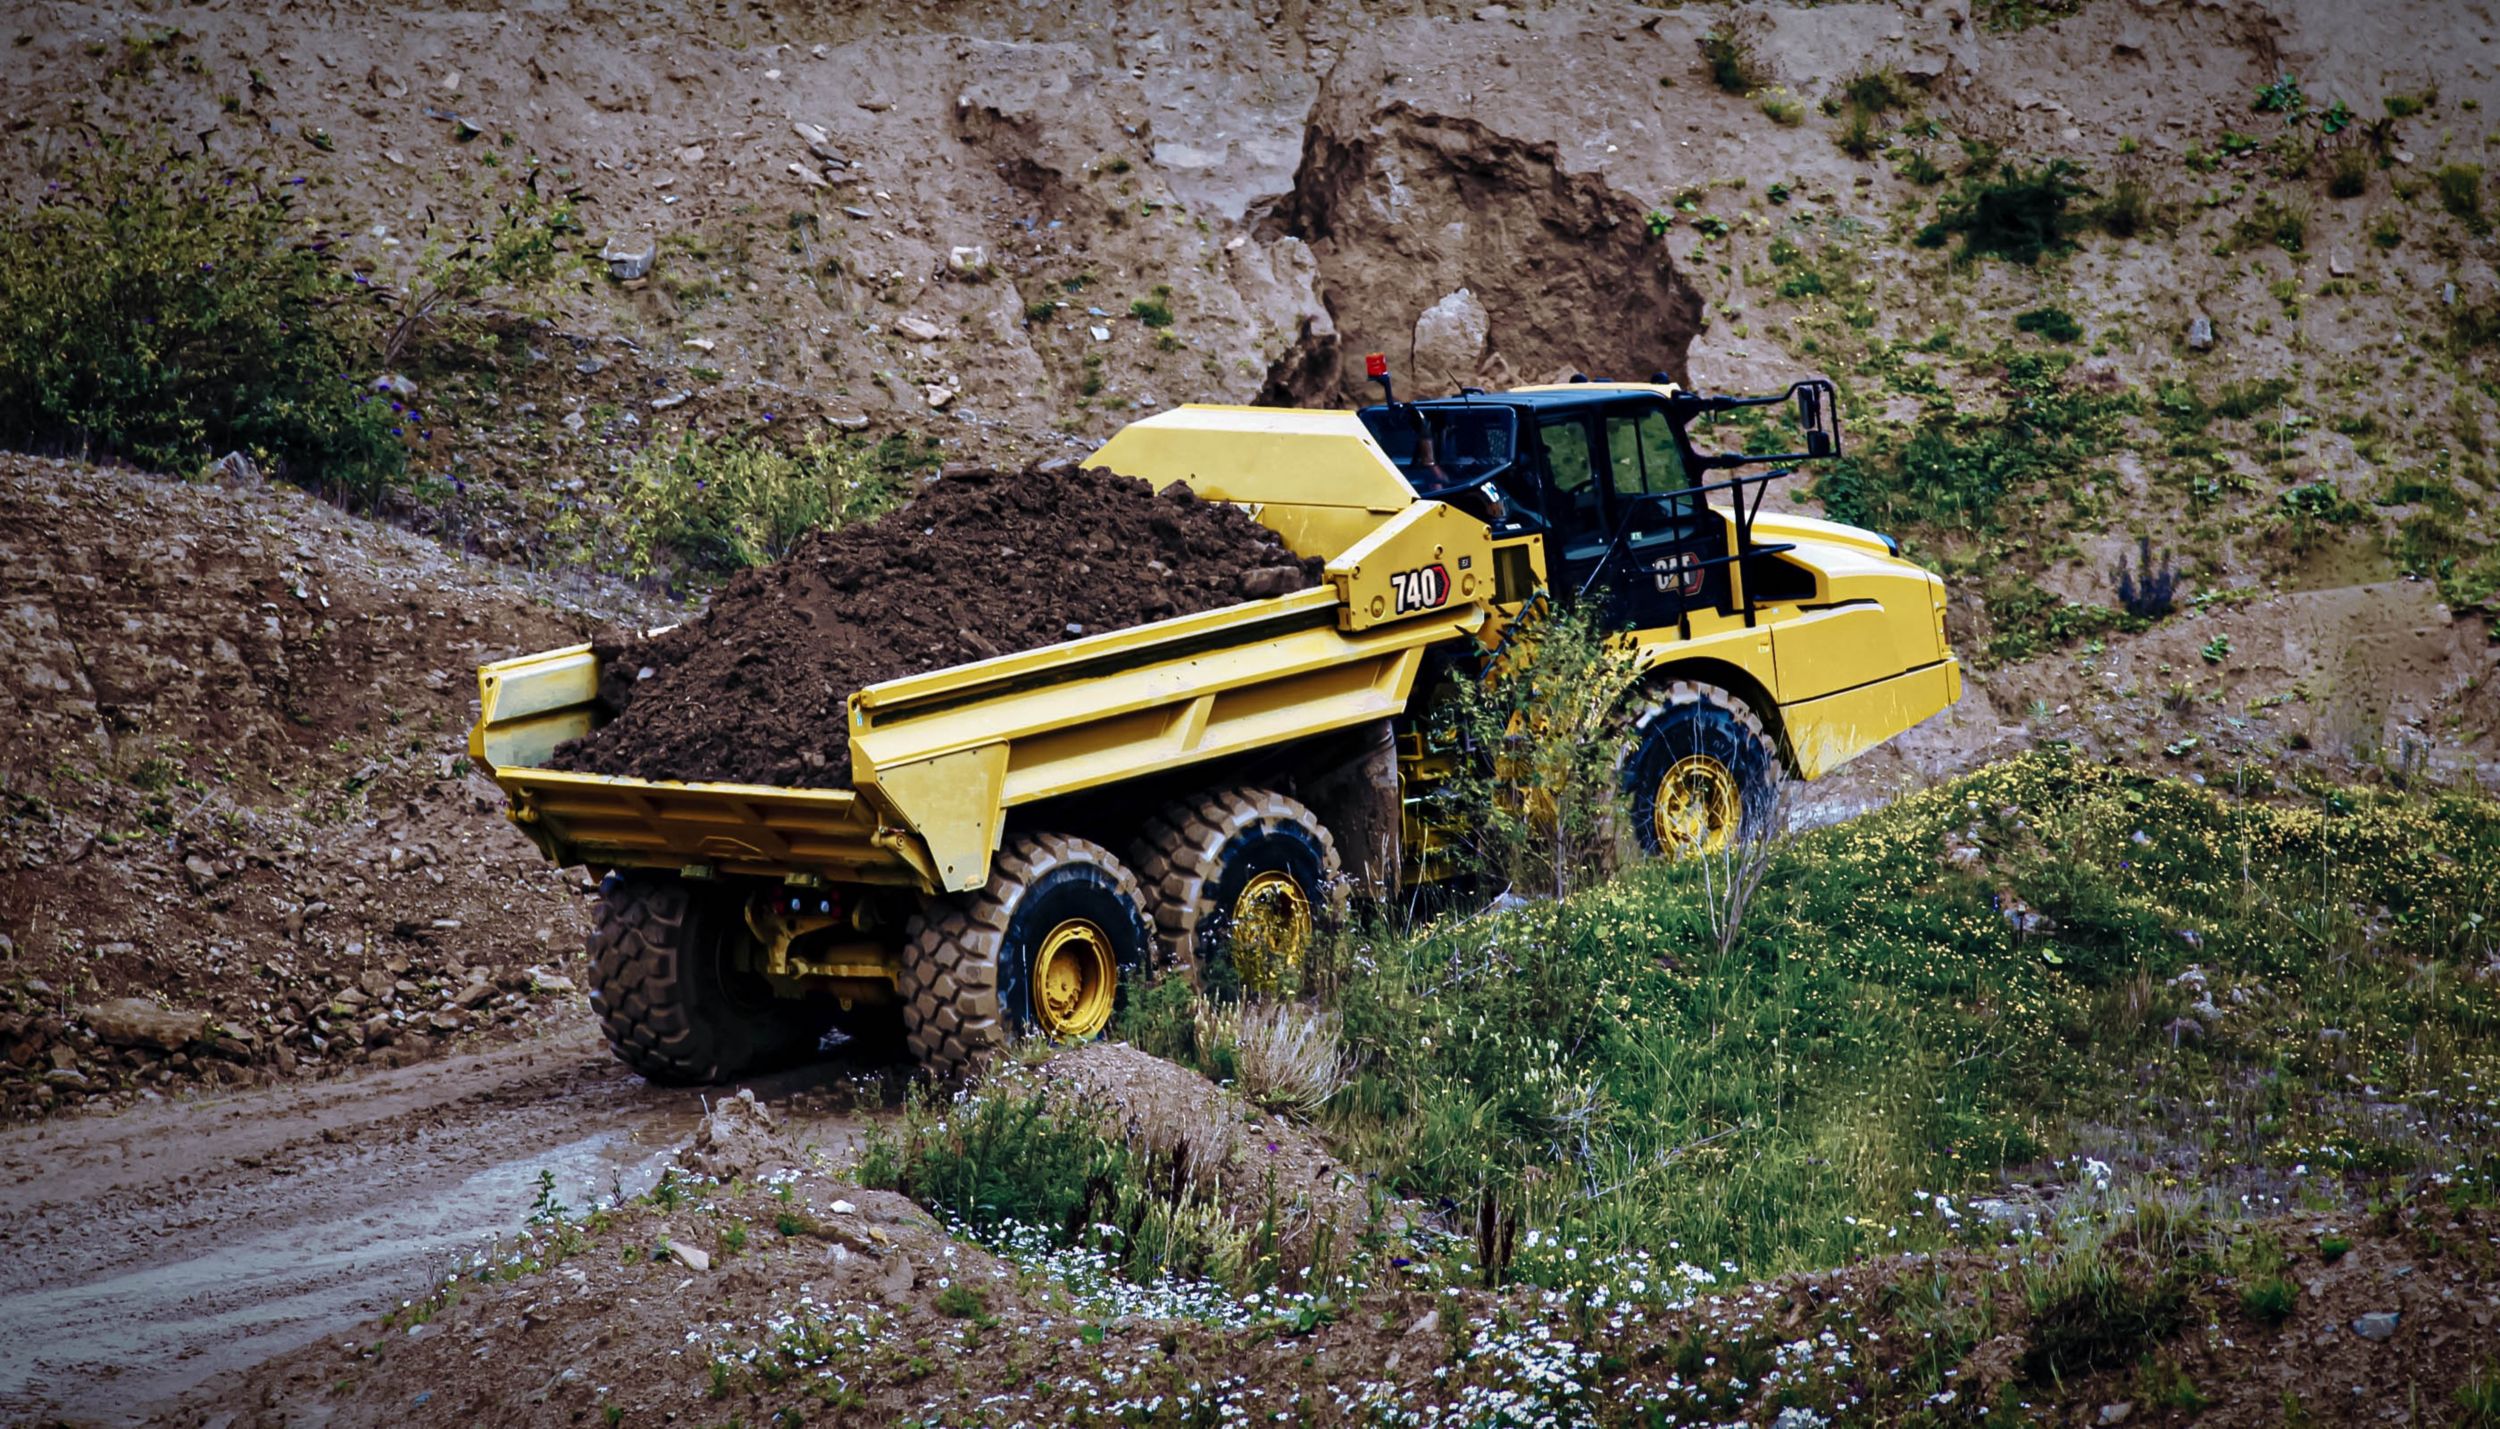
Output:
[471,369,1960,1081]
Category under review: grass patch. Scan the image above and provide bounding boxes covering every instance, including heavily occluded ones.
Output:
[2015,305,2083,342]
[1311,749,2500,1277]
[1756,88,1805,126]
[1811,349,2134,533]
[608,429,917,581]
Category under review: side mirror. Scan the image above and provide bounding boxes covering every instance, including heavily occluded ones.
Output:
[1792,379,1842,461]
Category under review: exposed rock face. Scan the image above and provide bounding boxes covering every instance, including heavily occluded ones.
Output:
[1271,46,1706,404]
[1411,287,1490,391]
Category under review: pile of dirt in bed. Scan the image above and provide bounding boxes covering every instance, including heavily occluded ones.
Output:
[549,465,1320,787]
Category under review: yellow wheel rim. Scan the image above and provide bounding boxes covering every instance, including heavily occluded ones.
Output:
[1230,870,1313,997]
[1654,755,1740,857]
[1032,918,1118,1039]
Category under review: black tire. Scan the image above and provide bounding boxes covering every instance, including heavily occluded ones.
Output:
[587,873,830,1084]
[1131,786,1342,999]
[1619,680,1785,857]
[898,833,1150,1078]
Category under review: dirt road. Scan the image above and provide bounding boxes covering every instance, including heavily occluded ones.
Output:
[0,1017,863,1427]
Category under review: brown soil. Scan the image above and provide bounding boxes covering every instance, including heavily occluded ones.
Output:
[549,466,1318,788]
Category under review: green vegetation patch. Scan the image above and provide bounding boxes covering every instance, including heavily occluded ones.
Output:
[1286,750,2500,1278]
[0,136,402,498]
[1811,349,2135,533]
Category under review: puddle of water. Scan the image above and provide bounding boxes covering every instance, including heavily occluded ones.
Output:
[0,1128,675,1423]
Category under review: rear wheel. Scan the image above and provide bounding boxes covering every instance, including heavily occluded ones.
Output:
[899,833,1150,1078]
[587,873,830,1084]
[1619,681,1784,857]
[1131,787,1341,999]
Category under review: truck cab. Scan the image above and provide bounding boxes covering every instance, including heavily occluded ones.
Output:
[1355,379,1839,635]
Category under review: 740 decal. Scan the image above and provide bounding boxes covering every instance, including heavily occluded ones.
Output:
[1389,563,1451,614]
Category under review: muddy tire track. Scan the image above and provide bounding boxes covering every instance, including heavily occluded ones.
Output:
[0,1021,738,1425]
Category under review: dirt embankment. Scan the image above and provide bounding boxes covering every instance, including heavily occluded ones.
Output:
[1267,41,1709,404]
[0,455,670,1123]
[549,466,1319,788]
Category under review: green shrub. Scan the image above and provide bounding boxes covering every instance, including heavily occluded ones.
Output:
[1927,160,2089,264]
[1698,14,1771,94]
[1898,149,1948,186]
[2234,194,2309,252]
[1842,66,1915,114]
[2385,90,2436,119]
[2434,163,2488,231]
[0,135,401,498]
[2092,175,2155,237]
[1756,89,1805,126]
[2015,305,2082,342]
[612,430,911,579]
[1835,107,1881,160]
[1128,296,1175,328]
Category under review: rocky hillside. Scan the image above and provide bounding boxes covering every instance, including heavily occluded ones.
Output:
[5,0,2500,1100]
[0,455,668,1120]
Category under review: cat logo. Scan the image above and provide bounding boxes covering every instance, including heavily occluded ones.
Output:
[1649,550,1704,597]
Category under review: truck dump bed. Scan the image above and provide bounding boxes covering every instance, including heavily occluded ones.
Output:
[472,501,1495,894]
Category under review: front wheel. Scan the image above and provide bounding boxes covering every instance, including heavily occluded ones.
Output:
[898,833,1151,1078]
[1619,681,1785,857]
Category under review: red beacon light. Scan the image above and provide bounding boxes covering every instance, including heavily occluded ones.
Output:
[1363,351,1395,404]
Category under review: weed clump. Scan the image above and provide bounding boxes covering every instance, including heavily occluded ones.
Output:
[2015,305,2082,343]
[1921,160,2089,264]
[1698,13,1772,94]
[2233,194,2310,252]
[2434,163,2488,232]
[2111,535,2180,619]
[2021,1263,2190,1381]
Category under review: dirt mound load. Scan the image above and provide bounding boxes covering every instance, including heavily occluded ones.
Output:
[552,465,1319,787]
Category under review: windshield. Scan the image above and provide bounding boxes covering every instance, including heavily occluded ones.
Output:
[1359,404,1518,494]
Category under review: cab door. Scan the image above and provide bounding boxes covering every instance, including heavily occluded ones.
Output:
[1600,405,1730,630]
[1532,413,1612,599]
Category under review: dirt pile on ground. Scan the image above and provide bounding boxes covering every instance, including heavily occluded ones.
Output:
[551,466,1320,788]
[0,454,669,1123]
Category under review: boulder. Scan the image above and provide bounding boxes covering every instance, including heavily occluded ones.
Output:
[79,998,208,1051]
[1410,288,1490,393]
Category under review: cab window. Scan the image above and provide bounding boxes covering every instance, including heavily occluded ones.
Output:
[1636,409,1688,495]
[1540,418,1600,531]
